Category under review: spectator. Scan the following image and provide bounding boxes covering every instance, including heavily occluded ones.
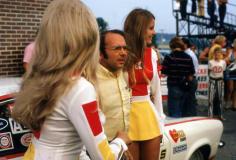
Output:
[192,0,197,14]
[180,0,188,19]
[218,0,228,29]
[208,47,226,120]
[124,8,165,160]
[207,0,217,27]
[11,0,130,159]
[162,37,195,117]
[198,0,205,17]
[151,43,162,65]
[225,39,236,111]
[182,38,199,116]
[97,30,130,141]
[199,39,215,63]
[174,0,181,11]
[23,41,35,71]
[199,35,226,62]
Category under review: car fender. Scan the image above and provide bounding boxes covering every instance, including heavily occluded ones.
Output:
[186,138,211,159]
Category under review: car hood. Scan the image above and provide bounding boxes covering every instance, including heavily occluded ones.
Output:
[164,116,218,126]
[0,77,21,97]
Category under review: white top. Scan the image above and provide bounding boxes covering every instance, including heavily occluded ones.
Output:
[208,59,226,78]
[30,77,127,160]
[185,48,199,76]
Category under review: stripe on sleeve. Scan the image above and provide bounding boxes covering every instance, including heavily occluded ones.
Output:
[98,139,116,160]
[82,101,102,136]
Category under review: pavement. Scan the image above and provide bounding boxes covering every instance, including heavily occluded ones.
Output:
[193,100,236,160]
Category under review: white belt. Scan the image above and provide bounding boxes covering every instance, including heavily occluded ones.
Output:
[131,95,150,102]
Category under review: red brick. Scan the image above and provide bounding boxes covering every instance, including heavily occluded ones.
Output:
[0,0,52,76]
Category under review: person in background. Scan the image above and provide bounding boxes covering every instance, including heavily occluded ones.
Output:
[162,37,195,118]
[190,43,197,53]
[218,0,228,30]
[199,35,227,62]
[182,38,199,116]
[124,8,165,160]
[208,47,226,120]
[197,0,205,17]
[151,43,162,65]
[192,0,197,14]
[11,0,130,159]
[179,0,188,19]
[174,0,181,11]
[207,0,217,27]
[23,41,35,71]
[199,39,214,64]
[225,39,236,111]
[97,29,132,158]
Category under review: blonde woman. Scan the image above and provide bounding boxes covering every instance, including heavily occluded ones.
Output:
[199,35,226,62]
[124,8,165,160]
[12,0,130,159]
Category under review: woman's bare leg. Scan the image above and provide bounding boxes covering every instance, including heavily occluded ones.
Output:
[128,141,140,160]
[140,136,161,160]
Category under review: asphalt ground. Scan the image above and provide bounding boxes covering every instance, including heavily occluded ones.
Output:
[197,100,236,160]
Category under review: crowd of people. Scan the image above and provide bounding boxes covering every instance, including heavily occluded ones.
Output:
[176,0,228,30]
[160,34,236,120]
[199,35,236,117]
[13,0,235,159]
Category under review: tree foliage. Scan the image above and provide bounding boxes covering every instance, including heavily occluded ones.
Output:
[96,17,108,33]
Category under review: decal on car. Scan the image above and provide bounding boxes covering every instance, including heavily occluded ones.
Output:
[0,118,8,131]
[9,118,30,134]
[169,129,186,143]
[160,149,166,159]
[20,133,33,147]
[173,144,187,154]
[0,132,14,152]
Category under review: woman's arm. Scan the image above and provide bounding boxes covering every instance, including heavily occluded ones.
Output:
[199,47,210,63]
[150,49,166,133]
[67,80,129,160]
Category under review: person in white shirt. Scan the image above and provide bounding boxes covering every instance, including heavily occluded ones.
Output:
[182,38,199,117]
[208,47,226,120]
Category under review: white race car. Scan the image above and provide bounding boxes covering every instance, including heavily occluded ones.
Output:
[0,78,223,160]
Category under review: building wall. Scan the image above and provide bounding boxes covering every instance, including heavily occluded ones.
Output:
[0,0,52,76]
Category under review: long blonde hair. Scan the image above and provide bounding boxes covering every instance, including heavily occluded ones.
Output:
[12,0,99,130]
[124,8,155,86]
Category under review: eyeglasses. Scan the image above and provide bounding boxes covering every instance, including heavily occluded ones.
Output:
[105,45,129,52]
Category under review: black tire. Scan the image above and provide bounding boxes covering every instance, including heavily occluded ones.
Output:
[189,150,204,160]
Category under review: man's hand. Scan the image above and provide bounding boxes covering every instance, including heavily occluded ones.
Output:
[121,150,133,160]
[116,131,132,145]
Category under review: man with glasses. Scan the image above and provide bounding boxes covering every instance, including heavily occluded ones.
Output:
[97,29,131,141]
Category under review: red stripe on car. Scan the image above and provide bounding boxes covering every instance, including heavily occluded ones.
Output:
[165,117,218,126]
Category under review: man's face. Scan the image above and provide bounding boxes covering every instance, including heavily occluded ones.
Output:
[100,33,128,72]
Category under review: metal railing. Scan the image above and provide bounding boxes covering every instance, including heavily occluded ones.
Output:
[172,0,236,31]
[171,0,236,49]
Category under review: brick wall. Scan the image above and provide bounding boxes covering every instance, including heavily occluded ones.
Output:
[0,0,52,76]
